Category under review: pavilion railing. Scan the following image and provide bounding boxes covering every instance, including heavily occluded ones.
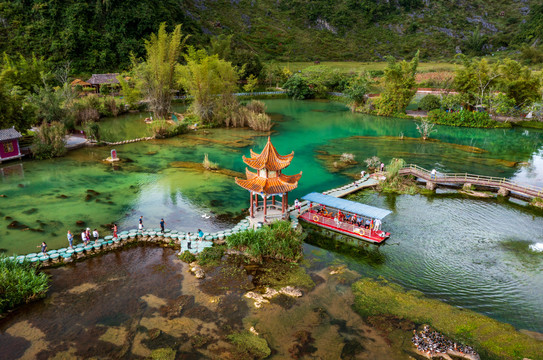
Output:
[399,164,543,198]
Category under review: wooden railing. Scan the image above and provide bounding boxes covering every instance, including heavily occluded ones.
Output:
[399,164,543,198]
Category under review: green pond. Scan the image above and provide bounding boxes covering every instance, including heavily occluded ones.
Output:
[1,99,543,335]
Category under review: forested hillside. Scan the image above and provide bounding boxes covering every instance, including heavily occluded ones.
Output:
[0,0,542,72]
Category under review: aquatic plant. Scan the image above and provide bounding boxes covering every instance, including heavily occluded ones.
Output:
[378,158,421,195]
[202,153,219,170]
[339,153,356,164]
[0,256,50,313]
[197,245,225,267]
[245,100,266,114]
[227,331,271,359]
[178,250,196,263]
[416,118,437,140]
[226,221,303,263]
[364,156,381,171]
[247,112,272,131]
[352,278,543,360]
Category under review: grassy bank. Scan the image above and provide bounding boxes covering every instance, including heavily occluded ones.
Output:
[0,256,50,314]
[352,278,543,360]
[279,61,458,74]
[226,221,303,263]
[428,109,511,128]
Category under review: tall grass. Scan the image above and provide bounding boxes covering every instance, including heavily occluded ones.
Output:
[0,256,50,313]
[226,221,303,263]
[202,153,219,170]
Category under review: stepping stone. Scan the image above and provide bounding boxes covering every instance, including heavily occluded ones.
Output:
[48,250,58,254]
[66,249,75,255]
[104,235,113,240]
[75,248,85,253]
[62,253,73,259]
[38,255,49,261]
[49,253,60,259]
[30,257,40,263]
[26,253,38,258]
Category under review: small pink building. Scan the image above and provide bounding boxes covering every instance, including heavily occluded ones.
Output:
[0,127,23,163]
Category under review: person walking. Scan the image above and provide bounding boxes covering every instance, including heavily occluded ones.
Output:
[294,198,300,213]
[430,168,437,180]
[37,241,47,254]
[81,230,88,245]
[112,224,118,239]
[85,228,91,245]
[187,232,192,249]
[160,218,165,233]
[139,216,144,231]
[198,229,204,240]
[380,162,385,172]
[92,229,99,244]
[67,230,74,249]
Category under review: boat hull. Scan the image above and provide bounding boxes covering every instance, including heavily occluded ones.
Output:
[299,212,389,244]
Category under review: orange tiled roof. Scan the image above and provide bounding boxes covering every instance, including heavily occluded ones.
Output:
[235,168,302,194]
[243,137,294,171]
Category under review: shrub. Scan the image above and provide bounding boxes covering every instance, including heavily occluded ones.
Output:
[32,121,67,159]
[226,221,303,263]
[197,246,225,266]
[0,256,50,313]
[419,94,441,111]
[246,100,266,114]
[427,109,511,128]
[364,156,381,170]
[85,122,100,142]
[227,331,271,359]
[202,153,219,170]
[247,112,272,131]
[283,74,314,100]
[178,250,196,263]
[150,120,187,138]
[74,95,100,124]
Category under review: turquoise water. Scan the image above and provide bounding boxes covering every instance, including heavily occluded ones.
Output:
[1,99,542,332]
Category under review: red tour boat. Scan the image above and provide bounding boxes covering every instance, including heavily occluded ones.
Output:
[299,192,392,244]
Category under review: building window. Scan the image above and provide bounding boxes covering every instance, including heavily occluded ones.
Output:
[3,142,14,153]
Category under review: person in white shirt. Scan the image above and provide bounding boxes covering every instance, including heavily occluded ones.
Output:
[92,229,99,243]
[81,231,87,245]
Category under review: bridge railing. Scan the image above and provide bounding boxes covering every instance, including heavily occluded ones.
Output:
[400,164,543,197]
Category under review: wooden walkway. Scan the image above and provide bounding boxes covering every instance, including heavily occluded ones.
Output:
[399,164,543,199]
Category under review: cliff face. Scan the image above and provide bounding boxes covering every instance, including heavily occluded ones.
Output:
[0,0,540,71]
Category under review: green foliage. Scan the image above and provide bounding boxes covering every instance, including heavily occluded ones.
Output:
[0,255,50,313]
[454,56,501,107]
[462,25,487,56]
[344,73,371,107]
[226,221,303,263]
[519,45,543,65]
[497,59,542,106]
[197,245,225,267]
[299,65,344,97]
[32,121,67,159]
[0,53,47,93]
[486,93,516,116]
[135,23,188,119]
[375,51,419,116]
[150,120,187,139]
[227,331,271,360]
[283,74,314,100]
[243,74,259,93]
[418,94,441,111]
[177,250,196,264]
[177,48,239,124]
[117,75,142,109]
[28,83,75,126]
[85,122,100,142]
[352,278,543,360]
[0,84,35,132]
[427,109,510,128]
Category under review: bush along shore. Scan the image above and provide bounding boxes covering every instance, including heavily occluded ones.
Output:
[427,109,511,128]
[0,256,50,314]
[352,278,543,360]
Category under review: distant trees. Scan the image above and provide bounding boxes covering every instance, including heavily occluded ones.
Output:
[375,51,419,116]
[344,73,371,109]
[135,23,188,119]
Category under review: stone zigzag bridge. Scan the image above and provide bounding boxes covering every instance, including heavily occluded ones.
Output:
[399,164,543,199]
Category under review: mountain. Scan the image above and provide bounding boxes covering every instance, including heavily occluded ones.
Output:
[0,0,541,72]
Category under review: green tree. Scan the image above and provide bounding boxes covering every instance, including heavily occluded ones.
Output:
[454,56,501,107]
[0,86,35,132]
[344,73,371,109]
[283,74,314,100]
[418,94,441,111]
[135,23,188,119]
[117,74,141,109]
[177,47,239,124]
[32,121,67,159]
[244,74,258,93]
[375,51,419,116]
[463,25,487,56]
[497,59,541,106]
[207,34,233,60]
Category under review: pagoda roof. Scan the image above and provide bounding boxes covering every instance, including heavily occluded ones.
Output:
[243,137,294,171]
[235,168,302,194]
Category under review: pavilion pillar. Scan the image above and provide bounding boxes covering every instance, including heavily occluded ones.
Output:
[250,192,254,218]
[285,192,288,211]
[272,195,275,206]
[263,195,267,221]
[255,193,258,208]
[281,194,285,214]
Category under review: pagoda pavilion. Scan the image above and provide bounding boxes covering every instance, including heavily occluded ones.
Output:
[235,137,302,222]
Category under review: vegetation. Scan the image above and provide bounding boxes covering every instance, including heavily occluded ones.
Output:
[0,256,50,313]
[283,74,314,100]
[32,121,67,160]
[344,73,371,109]
[226,221,303,263]
[352,278,543,360]
[416,119,437,140]
[202,153,219,170]
[197,246,226,267]
[177,250,196,264]
[227,331,271,360]
[135,23,187,119]
[418,94,441,111]
[150,120,187,139]
[374,51,419,116]
[428,109,511,128]
[378,158,420,195]
[364,156,381,171]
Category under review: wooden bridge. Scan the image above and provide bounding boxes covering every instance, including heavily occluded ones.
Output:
[399,164,543,199]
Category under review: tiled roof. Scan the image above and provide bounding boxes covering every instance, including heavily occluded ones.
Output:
[0,128,22,141]
[235,168,302,194]
[86,73,120,85]
[70,78,91,86]
[243,137,294,171]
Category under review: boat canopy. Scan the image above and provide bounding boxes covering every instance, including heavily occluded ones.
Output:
[302,192,392,220]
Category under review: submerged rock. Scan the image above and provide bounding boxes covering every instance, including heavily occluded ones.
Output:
[245,286,303,308]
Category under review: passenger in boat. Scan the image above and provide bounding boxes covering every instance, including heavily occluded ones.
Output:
[334,214,340,227]
[365,219,370,229]
[374,219,381,231]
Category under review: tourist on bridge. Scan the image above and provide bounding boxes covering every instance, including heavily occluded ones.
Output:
[67,230,73,249]
[187,232,192,249]
[160,218,165,233]
[430,168,437,180]
[92,229,99,243]
[139,216,144,231]
[112,224,118,239]
[37,241,47,254]
[198,229,204,240]
[360,170,366,179]
[81,230,88,245]
[295,198,301,213]
[85,228,91,244]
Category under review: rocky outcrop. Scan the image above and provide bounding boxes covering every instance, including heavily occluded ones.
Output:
[189,262,206,279]
[244,286,303,308]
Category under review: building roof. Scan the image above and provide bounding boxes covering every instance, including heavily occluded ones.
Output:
[235,168,302,195]
[0,128,22,141]
[70,78,91,87]
[86,73,120,85]
[302,192,392,220]
[243,137,294,171]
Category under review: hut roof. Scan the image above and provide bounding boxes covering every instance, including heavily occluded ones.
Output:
[70,79,91,87]
[242,137,294,171]
[86,73,120,85]
[0,127,22,141]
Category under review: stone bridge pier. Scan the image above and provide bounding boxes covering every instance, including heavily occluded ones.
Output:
[426,181,436,191]
[497,187,510,197]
